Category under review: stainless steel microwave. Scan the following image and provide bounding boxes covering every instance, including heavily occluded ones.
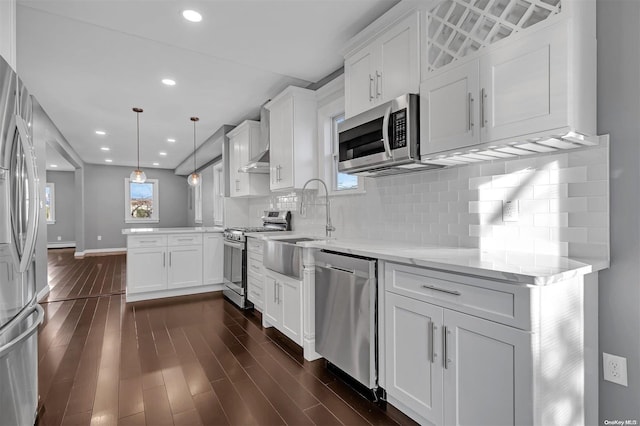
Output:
[338,94,442,177]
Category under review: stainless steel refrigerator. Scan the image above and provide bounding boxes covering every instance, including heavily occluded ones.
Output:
[0,55,44,426]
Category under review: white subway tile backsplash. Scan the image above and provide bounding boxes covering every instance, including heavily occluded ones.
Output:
[249,145,608,262]
[549,197,588,213]
[568,181,608,197]
[534,213,569,227]
[549,166,587,184]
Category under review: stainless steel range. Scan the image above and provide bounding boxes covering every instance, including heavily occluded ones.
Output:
[222,210,291,309]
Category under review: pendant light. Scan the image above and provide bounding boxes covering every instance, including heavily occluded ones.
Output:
[130,107,146,183]
[187,116,201,187]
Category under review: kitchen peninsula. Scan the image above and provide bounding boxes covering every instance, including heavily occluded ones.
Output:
[122,227,224,302]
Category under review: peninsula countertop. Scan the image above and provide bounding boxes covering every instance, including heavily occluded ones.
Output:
[122,227,225,235]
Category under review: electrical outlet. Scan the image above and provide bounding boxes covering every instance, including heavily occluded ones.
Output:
[603,352,628,386]
[57,236,61,241]
[97,235,102,241]
[502,200,519,222]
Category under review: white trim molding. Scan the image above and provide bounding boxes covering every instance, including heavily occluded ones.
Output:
[75,247,127,258]
[47,242,76,249]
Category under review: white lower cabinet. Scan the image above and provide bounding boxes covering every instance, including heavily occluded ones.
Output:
[203,234,223,285]
[246,237,264,311]
[383,261,592,426]
[263,269,303,345]
[167,245,202,289]
[126,246,167,294]
[126,232,223,302]
[386,292,530,425]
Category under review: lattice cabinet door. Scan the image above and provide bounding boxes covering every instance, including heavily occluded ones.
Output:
[423,0,562,80]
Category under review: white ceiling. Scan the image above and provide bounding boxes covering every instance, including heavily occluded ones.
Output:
[16,0,399,170]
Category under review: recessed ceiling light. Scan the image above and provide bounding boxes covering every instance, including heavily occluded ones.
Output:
[50,164,58,168]
[105,159,113,163]
[100,147,110,151]
[161,78,176,86]
[95,130,106,135]
[153,162,159,166]
[159,152,167,156]
[182,9,202,22]
[167,138,176,143]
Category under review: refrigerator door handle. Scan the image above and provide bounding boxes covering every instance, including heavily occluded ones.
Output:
[15,115,39,274]
[0,304,43,359]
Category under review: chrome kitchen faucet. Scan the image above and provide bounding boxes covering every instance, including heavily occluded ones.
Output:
[300,178,335,238]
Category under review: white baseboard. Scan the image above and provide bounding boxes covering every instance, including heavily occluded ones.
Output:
[37,285,50,302]
[48,242,76,249]
[125,284,224,303]
[75,247,127,258]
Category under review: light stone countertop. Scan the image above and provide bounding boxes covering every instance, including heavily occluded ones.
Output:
[122,227,225,235]
[246,233,609,286]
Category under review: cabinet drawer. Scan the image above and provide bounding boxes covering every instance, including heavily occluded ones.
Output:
[127,235,167,249]
[247,238,263,255]
[385,262,531,329]
[168,234,203,246]
[247,274,263,309]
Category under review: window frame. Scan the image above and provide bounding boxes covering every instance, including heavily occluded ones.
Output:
[45,182,55,224]
[317,91,365,196]
[124,178,159,224]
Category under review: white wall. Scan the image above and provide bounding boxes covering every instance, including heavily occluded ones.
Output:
[0,0,16,70]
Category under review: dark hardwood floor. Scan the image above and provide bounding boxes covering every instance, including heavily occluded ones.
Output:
[38,249,416,426]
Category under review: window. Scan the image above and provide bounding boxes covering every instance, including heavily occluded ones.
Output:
[124,178,159,223]
[331,114,359,192]
[45,183,55,224]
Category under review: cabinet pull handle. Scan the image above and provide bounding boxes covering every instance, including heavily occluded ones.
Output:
[421,284,461,296]
[235,180,240,191]
[276,165,282,182]
[443,325,449,369]
[468,93,473,131]
[276,283,280,304]
[163,252,166,267]
[428,321,435,363]
[480,88,486,128]
[169,252,172,267]
[274,282,277,303]
[369,74,374,101]
[376,71,382,98]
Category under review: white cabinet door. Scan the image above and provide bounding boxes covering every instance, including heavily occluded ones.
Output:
[280,276,303,345]
[229,130,248,197]
[421,59,480,155]
[168,246,203,289]
[263,274,281,326]
[345,46,375,118]
[344,12,420,119]
[443,309,532,426]
[480,23,568,143]
[203,234,223,285]
[127,247,167,293]
[269,96,294,191]
[385,292,444,425]
[378,13,419,103]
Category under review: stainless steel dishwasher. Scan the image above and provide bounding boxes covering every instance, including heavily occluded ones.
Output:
[314,250,378,392]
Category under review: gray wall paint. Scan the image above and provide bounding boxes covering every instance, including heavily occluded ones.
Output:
[83,164,188,250]
[185,163,220,227]
[46,171,75,244]
[597,1,640,421]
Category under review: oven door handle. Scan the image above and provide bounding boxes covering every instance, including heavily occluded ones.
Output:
[223,240,245,251]
[382,105,393,160]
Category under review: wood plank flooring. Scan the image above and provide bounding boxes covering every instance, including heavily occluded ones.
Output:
[38,249,416,426]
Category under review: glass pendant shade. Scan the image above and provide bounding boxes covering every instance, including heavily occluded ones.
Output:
[188,116,200,187]
[187,172,200,187]
[130,169,147,183]
[131,107,146,183]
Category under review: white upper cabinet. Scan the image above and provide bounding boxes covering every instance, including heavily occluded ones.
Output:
[344,11,420,118]
[265,86,317,191]
[227,120,269,197]
[420,0,597,159]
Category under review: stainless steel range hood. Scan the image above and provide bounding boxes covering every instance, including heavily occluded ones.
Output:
[240,104,270,174]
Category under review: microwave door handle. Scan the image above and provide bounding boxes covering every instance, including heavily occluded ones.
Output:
[382,106,393,159]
